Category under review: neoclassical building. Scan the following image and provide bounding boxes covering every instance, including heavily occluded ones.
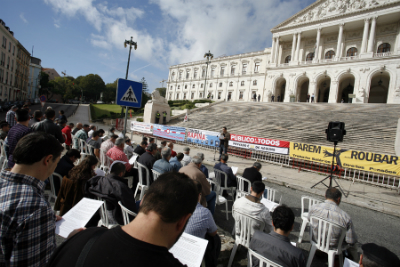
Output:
[166,0,400,104]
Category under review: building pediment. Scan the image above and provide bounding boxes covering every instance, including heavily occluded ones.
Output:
[272,0,399,32]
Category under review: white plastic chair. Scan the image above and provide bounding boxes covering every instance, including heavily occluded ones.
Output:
[99,149,110,172]
[97,197,119,229]
[2,158,8,170]
[248,248,283,267]
[118,201,137,225]
[227,210,266,267]
[79,139,89,162]
[0,140,6,168]
[48,173,63,204]
[208,179,229,220]
[86,143,96,157]
[62,132,68,149]
[135,162,151,200]
[214,168,236,202]
[72,136,80,150]
[236,175,251,200]
[298,196,323,243]
[306,216,347,267]
[152,169,162,181]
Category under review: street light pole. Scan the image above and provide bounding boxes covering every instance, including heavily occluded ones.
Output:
[122,37,138,136]
[203,50,213,98]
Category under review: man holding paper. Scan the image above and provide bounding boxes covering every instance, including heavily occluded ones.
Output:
[46,172,198,267]
[214,154,237,188]
[0,132,64,267]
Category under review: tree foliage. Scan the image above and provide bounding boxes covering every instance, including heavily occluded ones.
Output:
[155,87,166,97]
[74,74,106,101]
[104,80,117,103]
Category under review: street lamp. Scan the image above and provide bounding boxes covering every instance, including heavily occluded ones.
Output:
[122,36,138,135]
[203,50,213,98]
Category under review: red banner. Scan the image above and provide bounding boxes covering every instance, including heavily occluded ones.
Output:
[230,134,290,148]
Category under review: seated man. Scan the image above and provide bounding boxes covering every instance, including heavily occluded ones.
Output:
[87,130,101,158]
[46,172,198,267]
[100,134,118,154]
[180,156,216,215]
[72,124,89,149]
[185,182,221,267]
[62,122,74,150]
[153,147,173,174]
[233,181,272,234]
[308,187,359,262]
[359,243,400,267]
[170,152,184,172]
[242,162,262,191]
[87,125,96,139]
[32,109,65,143]
[106,138,134,176]
[86,162,138,225]
[249,205,306,267]
[153,145,162,161]
[124,138,135,159]
[137,143,157,184]
[0,132,64,267]
[133,141,147,156]
[54,149,81,194]
[197,152,209,178]
[95,129,105,145]
[71,122,82,135]
[181,147,191,166]
[214,154,237,188]
[167,142,177,157]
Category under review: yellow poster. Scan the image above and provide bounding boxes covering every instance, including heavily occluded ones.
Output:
[290,142,400,176]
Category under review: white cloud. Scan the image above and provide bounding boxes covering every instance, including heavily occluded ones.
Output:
[20,13,28,23]
[54,23,60,28]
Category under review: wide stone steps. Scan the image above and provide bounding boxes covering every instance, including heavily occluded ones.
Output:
[169,102,400,155]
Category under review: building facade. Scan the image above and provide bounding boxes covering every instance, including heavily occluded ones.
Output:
[0,19,18,102]
[28,57,41,100]
[166,0,400,104]
[15,41,30,100]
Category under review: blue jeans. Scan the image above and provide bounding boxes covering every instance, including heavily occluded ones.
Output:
[206,191,216,215]
[219,145,227,159]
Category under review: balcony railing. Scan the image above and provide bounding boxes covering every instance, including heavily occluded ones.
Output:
[340,55,359,61]
[374,52,392,57]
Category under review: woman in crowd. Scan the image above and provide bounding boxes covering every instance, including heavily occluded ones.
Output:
[55,155,98,216]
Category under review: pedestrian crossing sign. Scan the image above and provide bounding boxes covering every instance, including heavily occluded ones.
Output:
[116,79,142,108]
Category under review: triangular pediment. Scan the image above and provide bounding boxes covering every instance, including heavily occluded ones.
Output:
[272,0,399,31]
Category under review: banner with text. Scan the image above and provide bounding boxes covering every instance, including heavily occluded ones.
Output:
[229,140,289,155]
[290,142,400,176]
[230,134,290,148]
[130,121,153,134]
[153,124,186,141]
[187,128,220,147]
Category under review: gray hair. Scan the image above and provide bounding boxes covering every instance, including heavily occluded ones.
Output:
[115,138,125,146]
[191,155,202,164]
[197,152,205,160]
[253,162,262,170]
[147,143,157,151]
[161,147,171,158]
[183,147,190,152]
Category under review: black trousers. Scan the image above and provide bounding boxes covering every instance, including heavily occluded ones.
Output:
[204,234,221,267]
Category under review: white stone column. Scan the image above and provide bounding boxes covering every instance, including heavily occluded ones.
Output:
[274,37,280,64]
[328,80,339,103]
[396,21,400,53]
[361,18,370,53]
[314,28,321,62]
[295,32,302,61]
[270,37,276,63]
[291,34,296,62]
[336,23,344,59]
[367,16,377,53]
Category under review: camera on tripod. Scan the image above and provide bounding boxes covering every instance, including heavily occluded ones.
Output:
[325,121,346,143]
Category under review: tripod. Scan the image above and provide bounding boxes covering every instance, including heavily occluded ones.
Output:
[310,141,348,197]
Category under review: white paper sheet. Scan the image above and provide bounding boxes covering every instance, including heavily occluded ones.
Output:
[231,166,238,175]
[291,242,296,247]
[129,155,138,165]
[343,258,359,267]
[261,198,279,212]
[55,198,103,238]
[169,232,208,267]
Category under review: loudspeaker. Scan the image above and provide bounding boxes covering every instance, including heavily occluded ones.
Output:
[325,122,346,142]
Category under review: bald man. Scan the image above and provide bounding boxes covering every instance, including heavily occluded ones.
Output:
[167,142,177,157]
[72,123,83,135]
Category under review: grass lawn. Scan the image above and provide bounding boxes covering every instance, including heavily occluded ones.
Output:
[91,104,142,120]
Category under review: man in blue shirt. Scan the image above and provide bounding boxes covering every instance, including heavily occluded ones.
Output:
[153,147,174,174]
[5,106,18,128]
[214,154,237,188]
[170,152,184,172]
[197,152,209,178]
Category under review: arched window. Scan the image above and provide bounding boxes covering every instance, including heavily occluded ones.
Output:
[241,81,245,86]
[285,55,291,63]
[231,66,236,75]
[192,84,195,88]
[184,85,187,89]
[178,85,180,89]
[170,86,173,90]
[229,82,233,87]
[253,80,257,85]
[325,50,335,59]
[209,83,213,88]
[306,53,314,61]
[377,43,390,53]
[200,84,203,88]
[199,93,202,98]
[219,83,222,87]
[176,93,180,99]
[183,93,187,99]
[191,93,194,99]
[346,47,358,57]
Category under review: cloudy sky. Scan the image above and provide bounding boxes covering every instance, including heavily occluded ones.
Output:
[2,0,314,92]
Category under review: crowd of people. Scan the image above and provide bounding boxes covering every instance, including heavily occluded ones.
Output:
[0,108,399,267]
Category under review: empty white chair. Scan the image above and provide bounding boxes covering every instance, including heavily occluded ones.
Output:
[97,197,119,229]
[135,162,151,200]
[263,186,277,202]
[248,248,283,267]
[79,139,89,162]
[227,210,266,267]
[152,169,162,181]
[118,201,137,225]
[236,175,251,200]
[214,168,236,202]
[306,216,347,267]
[298,196,323,243]
[208,179,229,220]
[48,173,63,204]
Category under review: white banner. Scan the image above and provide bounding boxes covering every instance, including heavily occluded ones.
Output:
[229,140,289,155]
[130,121,153,134]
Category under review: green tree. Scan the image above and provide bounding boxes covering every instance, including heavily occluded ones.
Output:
[79,74,106,102]
[155,87,166,97]
[39,71,50,97]
[104,79,117,103]
[48,76,77,102]
[140,77,150,108]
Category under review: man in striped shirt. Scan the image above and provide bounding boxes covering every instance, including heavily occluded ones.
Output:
[5,105,18,128]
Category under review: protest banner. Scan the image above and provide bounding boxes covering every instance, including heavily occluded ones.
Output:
[229,140,289,155]
[130,121,153,134]
[153,124,186,141]
[187,128,220,147]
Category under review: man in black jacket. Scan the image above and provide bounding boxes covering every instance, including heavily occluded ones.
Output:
[242,162,262,191]
[137,143,157,185]
[86,162,138,225]
[133,141,147,156]
[32,109,65,143]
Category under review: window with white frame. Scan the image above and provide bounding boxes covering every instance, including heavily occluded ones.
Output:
[185,85,187,89]
[186,71,189,79]
[199,92,203,98]
[229,81,233,87]
[211,68,215,78]
[209,83,213,88]
[202,68,206,78]
[239,91,244,99]
[12,46,15,55]
[178,85,180,89]
[11,60,13,71]
[242,63,247,74]
[191,93,194,99]
[179,72,182,80]
[218,92,221,99]
[219,82,222,87]
[241,81,245,86]
[169,93,172,99]
[220,67,225,76]
[171,72,175,80]
[2,37,6,48]
[231,65,235,75]
[170,86,173,90]
[254,63,260,73]
[194,70,197,78]
[8,42,11,52]
[192,84,195,88]
[201,83,203,88]
[183,93,187,99]
[176,93,180,99]
[253,80,257,85]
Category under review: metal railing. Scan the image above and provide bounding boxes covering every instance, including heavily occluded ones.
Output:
[374,52,392,57]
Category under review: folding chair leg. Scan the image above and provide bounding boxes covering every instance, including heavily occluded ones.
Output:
[338,252,344,267]
[328,251,335,267]
[306,244,317,267]
[227,243,238,267]
[225,201,229,220]
[134,184,140,199]
[298,220,308,243]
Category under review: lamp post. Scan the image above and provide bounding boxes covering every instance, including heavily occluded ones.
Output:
[203,50,213,98]
[122,37,138,135]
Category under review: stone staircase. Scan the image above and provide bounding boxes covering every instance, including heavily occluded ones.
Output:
[169,102,400,155]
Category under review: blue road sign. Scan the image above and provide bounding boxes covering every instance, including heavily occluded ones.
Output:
[40,95,47,102]
[116,79,143,108]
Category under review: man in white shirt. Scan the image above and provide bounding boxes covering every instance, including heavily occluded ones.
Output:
[181,147,191,166]
[87,125,96,139]
[124,138,135,158]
